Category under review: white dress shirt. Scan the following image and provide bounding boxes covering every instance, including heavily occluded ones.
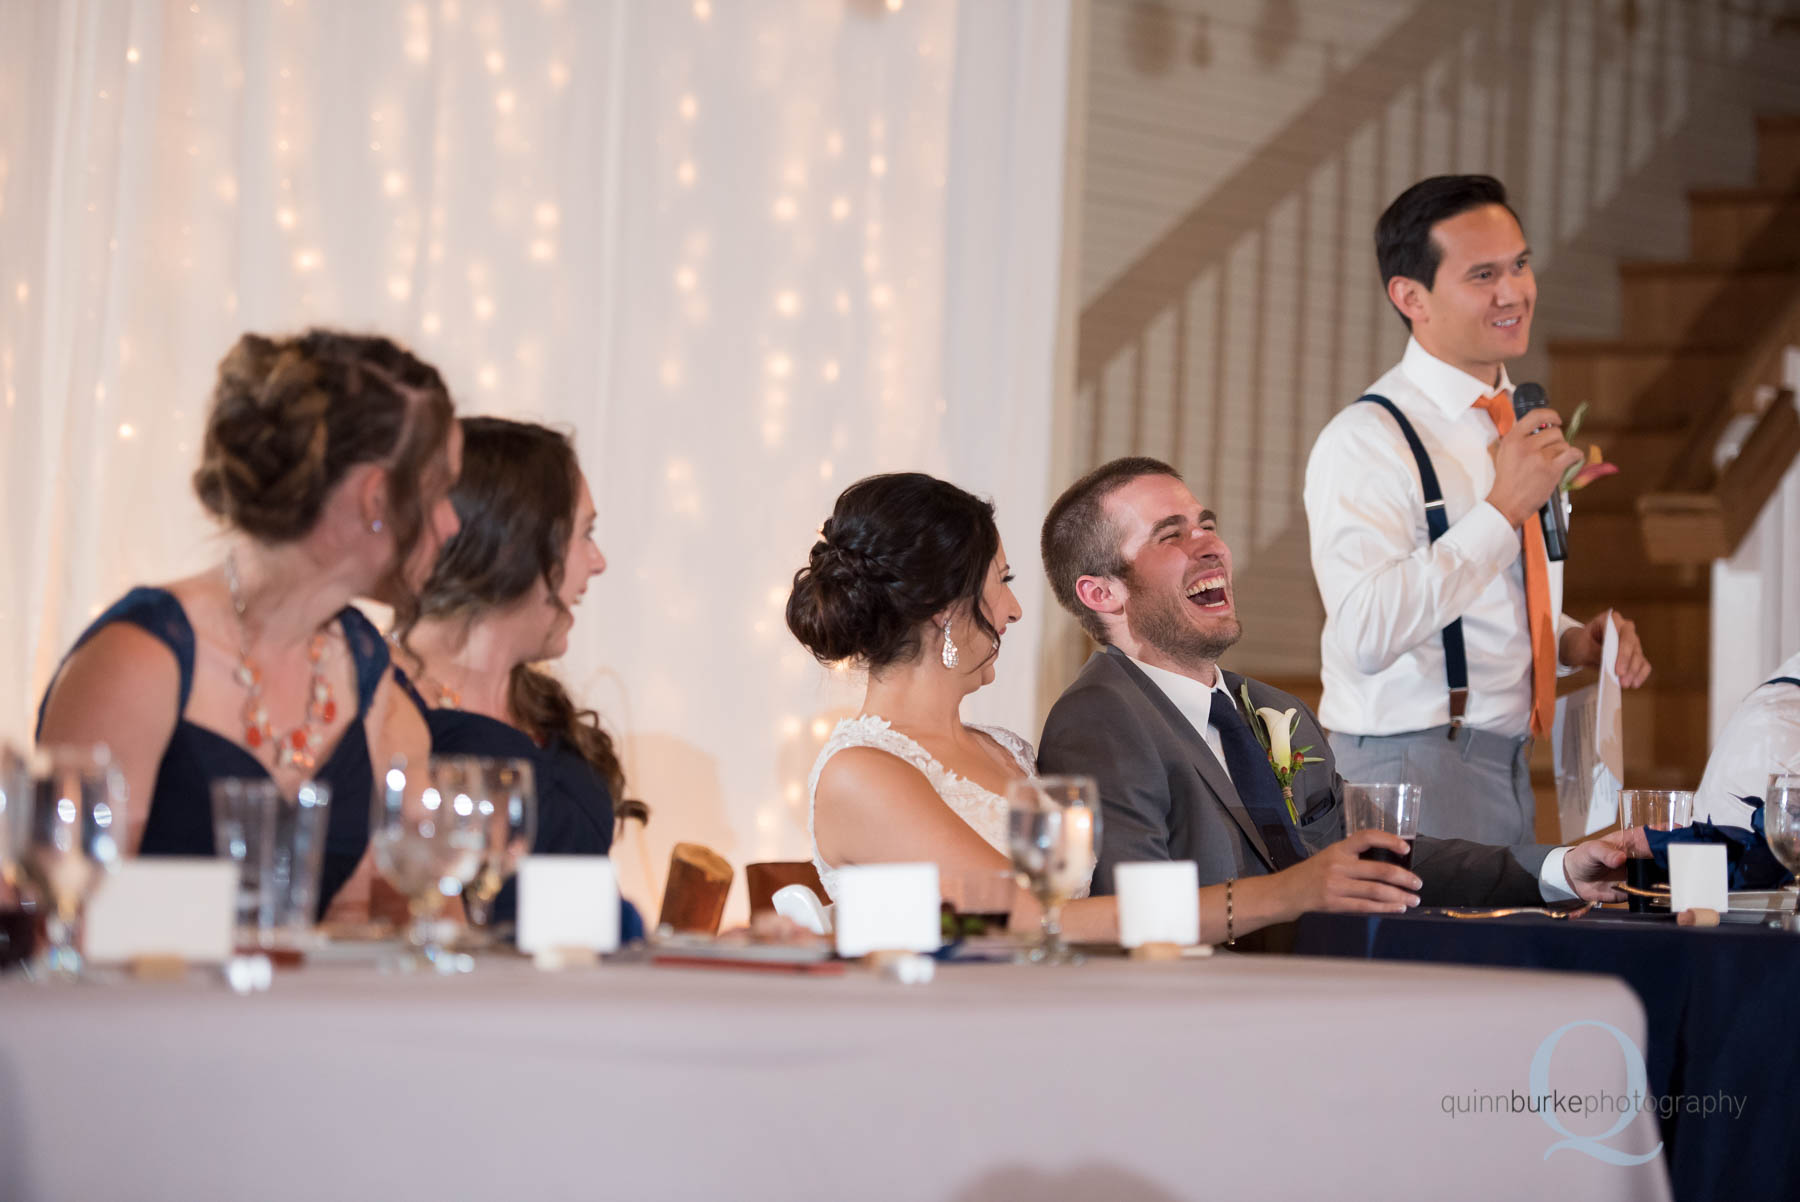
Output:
[1125,654,1577,900]
[1130,657,1237,784]
[1304,337,1582,738]
[1695,651,1800,825]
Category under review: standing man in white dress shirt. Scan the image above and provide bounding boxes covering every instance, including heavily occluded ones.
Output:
[1304,174,1652,845]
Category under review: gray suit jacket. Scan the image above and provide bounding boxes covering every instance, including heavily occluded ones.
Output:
[1037,647,1550,909]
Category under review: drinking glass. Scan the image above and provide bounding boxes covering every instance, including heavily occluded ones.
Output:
[266,781,331,947]
[211,778,279,946]
[1343,783,1423,870]
[211,778,331,949]
[461,758,536,942]
[19,745,127,980]
[1006,775,1100,964]
[369,757,488,973]
[0,743,26,898]
[1765,774,1800,895]
[1619,789,1694,912]
[0,744,35,970]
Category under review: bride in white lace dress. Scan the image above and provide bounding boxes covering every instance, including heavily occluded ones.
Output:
[787,472,1098,925]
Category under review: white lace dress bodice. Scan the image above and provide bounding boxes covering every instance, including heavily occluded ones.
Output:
[808,714,1084,903]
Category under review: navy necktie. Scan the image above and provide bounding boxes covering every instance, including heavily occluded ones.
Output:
[1207,689,1306,870]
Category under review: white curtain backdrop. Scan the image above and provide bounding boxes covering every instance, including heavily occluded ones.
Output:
[0,0,1073,919]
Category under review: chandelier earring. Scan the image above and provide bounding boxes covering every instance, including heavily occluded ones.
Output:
[941,617,960,670]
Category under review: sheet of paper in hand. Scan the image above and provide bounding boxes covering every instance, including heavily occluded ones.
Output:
[1553,682,1623,843]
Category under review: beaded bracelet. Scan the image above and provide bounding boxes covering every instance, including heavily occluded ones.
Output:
[1226,877,1236,946]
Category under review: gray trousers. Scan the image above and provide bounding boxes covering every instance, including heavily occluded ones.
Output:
[1328,727,1535,846]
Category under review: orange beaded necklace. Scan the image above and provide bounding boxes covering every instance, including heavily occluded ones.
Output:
[224,553,337,771]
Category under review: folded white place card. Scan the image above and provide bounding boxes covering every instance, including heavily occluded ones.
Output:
[85,859,238,965]
[1114,861,1200,947]
[517,856,620,954]
[1668,844,1729,915]
[833,863,940,957]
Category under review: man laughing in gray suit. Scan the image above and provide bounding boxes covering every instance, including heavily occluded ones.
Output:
[1037,457,1629,943]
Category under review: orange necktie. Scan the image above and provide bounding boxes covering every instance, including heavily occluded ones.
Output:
[1475,392,1557,738]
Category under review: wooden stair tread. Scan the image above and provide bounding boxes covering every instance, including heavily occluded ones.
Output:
[1539,115,1800,790]
[1688,185,1800,203]
[1616,261,1800,278]
[1547,337,1749,354]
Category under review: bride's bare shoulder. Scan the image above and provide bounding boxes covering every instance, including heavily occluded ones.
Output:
[815,744,941,812]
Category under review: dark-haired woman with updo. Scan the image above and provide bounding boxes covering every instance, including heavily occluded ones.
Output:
[393,418,643,934]
[789,473,1048,902]
[37,329,461,918]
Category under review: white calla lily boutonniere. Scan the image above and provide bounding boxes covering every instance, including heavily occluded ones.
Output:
[1239,684,1322,824]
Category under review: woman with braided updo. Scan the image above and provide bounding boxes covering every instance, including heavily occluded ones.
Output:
[789,472,1052,906]
[37,329,462,917]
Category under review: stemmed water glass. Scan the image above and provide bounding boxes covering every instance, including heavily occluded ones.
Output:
[0,743,25,895]
[0,744,33,968]
[460,758,537,944]
[1765,774,1800,929]
[369,756,489,973]
[18,745,127,980]
[1006,775,1100,964]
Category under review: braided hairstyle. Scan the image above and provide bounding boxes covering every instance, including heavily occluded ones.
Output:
[403,418,637,821]
[786,472,1002,672]
[192,329,455,622]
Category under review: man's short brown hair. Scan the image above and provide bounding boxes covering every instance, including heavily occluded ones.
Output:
[1040,456,1181,642]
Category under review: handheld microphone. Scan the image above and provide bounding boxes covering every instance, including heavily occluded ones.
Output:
[1511,382,1568,562]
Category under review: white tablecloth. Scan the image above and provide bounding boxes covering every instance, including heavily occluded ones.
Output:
[0,953,1671,1201]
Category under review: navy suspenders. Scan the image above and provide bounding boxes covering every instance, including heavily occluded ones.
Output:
[1767,677,1800,690]
[1355,394,1469,737]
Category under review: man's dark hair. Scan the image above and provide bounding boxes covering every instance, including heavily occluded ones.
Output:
[1040,456,1180,643]
[1375,174,1520,328]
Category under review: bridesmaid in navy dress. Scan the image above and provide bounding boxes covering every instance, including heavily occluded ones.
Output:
[37,330,461,918]
[393,418,644,934]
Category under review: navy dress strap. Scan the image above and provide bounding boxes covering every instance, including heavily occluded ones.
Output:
[309,605,391,911]
[1356,394,1470,736]
[336,605,390,714]
[390,664,432,717]
[36,587,196,738]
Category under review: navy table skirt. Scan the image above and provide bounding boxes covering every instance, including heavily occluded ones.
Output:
[1293,909,1800,1202]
